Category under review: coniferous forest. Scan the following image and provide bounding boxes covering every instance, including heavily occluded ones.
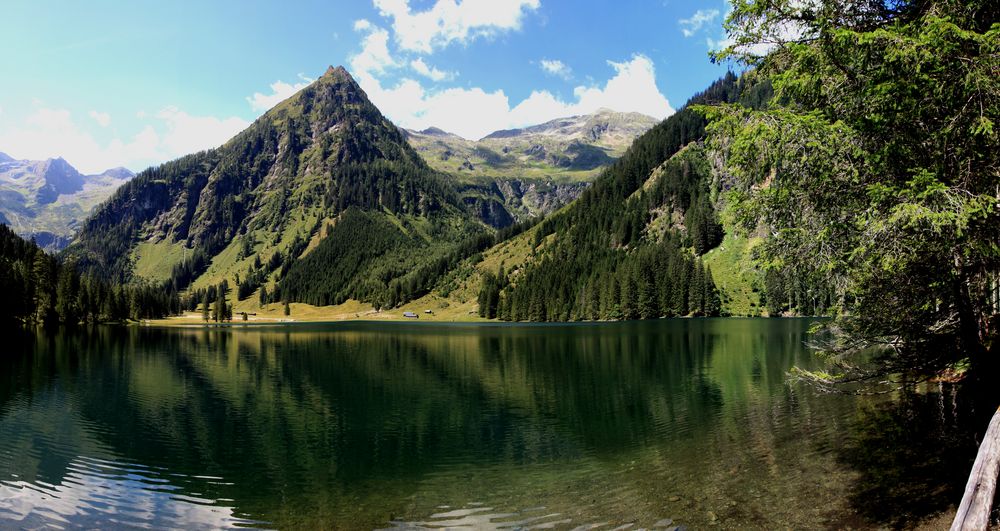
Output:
[477,74,825,322]
[0,224,176,325]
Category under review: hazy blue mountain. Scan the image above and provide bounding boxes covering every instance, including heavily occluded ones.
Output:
[0,155,133,250]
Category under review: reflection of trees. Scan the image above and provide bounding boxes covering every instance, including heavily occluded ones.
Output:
[838,383,997,528]
[0,319,850,528]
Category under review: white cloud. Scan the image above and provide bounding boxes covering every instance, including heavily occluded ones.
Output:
[539,58,571,80]
[0,105,249,174]
[350,24,398,76]
[352,54,673,140]
[679,8,720,37]
[0,107,160,173]
[154,106,249,157]
[410,58,453,81]
[354,19,372,31]
[88,110,111,127]
[373,0,540,53]
[246,74,314,112]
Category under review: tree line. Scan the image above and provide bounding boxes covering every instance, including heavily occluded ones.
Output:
[0,225,177,325]
[477,75,749,322]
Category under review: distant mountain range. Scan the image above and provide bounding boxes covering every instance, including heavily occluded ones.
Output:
[405,109,658,179]
[406,110,658,223]
[0,154,133,250]
[0,106,654,251]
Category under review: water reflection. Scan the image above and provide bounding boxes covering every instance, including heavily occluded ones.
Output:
[837,383,997,529]
[0,319,976,529]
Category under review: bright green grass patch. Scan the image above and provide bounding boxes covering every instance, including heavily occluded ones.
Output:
[703,232,763,317]
[133,241,188,283]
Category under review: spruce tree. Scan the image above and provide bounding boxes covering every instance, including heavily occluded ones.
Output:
[704,266,721,317]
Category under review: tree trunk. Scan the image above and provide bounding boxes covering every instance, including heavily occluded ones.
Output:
[954,259,990,378]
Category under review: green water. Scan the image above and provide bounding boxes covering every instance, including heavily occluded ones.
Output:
[0,319,976,529]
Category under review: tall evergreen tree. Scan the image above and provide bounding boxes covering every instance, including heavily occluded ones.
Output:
[711,0,1000,379]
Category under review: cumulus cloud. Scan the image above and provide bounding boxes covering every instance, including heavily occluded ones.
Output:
[410,58,453,81]
[352,53,673,140]
[373,0,540,53]
[350,23,398,76]
[246,74,314,112]
[0,107,160,173]
[679,8,720,38]
[154,106,249,157]
[88,110,111,127]
[539,59,571,80]
[0,105,249,174]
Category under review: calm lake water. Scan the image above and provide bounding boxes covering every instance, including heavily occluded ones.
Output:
[0,319,985,529]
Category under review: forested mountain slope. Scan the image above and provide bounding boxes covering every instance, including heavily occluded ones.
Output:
[65,66,490,310]
[464,73,830,321]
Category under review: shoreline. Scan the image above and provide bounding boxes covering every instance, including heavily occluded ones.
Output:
[143,311,822,328]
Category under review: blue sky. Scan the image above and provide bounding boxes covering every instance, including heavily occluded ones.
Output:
[0,0,734,174]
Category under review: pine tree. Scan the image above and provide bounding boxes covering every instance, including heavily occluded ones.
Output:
[32,251,54,324]
[213,284,224,323]
[704,266,721,317]
[689,259,705,315]
[55,262,79,324]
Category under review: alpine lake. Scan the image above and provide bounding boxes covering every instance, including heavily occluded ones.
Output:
[0,319,985,529]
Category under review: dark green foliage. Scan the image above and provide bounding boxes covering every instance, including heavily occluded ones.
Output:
[324,160,454,216]
[212,281,231,322]
[501,233,720,321]
[279,209,410,307]
[477,270,505,319]
[712,0,1000,379]
[685,192,723,255]
[494,75,743,321]
[761,267,835,317]
[0,225,175,325]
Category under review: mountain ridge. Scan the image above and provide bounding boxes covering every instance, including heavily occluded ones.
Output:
[405,108,659,222]
[66,65,489,310]
[0,154,135,250]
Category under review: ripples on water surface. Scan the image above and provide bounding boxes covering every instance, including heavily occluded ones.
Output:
[0,319,979,529]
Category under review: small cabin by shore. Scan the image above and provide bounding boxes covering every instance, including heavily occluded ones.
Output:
[403,312,418,319]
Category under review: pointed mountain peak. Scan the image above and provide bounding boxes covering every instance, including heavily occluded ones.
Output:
[322,65,354,82]
[301,65,367,104]
[44,157,78,174]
